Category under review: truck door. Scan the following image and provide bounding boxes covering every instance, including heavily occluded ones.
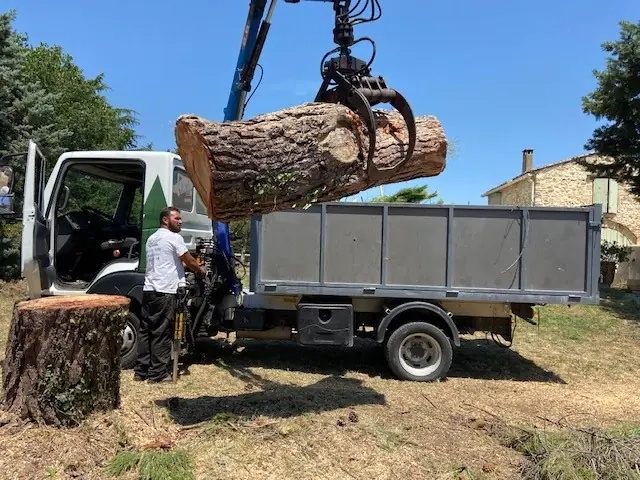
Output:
[20,141,54,298]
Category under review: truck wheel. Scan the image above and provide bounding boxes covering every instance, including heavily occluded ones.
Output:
[384,322,452,381]
[120,311,140,370]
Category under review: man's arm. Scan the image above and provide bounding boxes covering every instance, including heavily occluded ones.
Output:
[180,251,206,275]
[172,234,206,276]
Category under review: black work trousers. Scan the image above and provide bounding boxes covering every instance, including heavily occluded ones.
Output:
[134,291,176,381]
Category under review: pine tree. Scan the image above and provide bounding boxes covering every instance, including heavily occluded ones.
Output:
[0,10,66,158]
[578,20,640,194]
[0,10,66,280]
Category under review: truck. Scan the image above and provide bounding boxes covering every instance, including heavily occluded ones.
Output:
[0,140,602,381]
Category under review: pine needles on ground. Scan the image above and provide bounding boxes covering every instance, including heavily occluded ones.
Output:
[494,421,640,479]
[105,449,194,480]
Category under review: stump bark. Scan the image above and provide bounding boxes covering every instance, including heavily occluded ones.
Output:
[175,102,448,222]
[1,294,130,427]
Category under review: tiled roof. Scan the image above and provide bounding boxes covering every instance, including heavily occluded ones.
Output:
[481,153,597,197]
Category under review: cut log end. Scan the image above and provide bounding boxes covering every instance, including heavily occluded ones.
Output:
[175,102,448,222]
[16,294,130,311]
[175,117,216,216]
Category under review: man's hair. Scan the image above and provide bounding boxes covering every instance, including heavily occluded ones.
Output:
[159,206,180,225]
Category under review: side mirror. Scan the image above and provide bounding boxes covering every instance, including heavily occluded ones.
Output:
[0,166,15,216]
[57,186,70,211]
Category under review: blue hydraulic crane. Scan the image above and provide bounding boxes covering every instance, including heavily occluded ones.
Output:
[213,0,416,295]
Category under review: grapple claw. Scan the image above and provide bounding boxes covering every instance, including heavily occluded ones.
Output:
[315,69,377,178]
[314,0,417,182]
[352,75,417,182]
[315,68,417,182]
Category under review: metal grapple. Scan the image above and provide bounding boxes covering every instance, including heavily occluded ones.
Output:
[315,0,417,181]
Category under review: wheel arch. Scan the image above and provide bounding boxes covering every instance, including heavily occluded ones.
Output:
[87,271,145,308]
[376,301,460,347]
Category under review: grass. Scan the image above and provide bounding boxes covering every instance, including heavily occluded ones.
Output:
[105,449,194,480]
[0,281,639,479]
[488,420,640,479]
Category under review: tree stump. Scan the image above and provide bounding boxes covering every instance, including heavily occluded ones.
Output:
[175,102,448,221]
[1,294,130,427]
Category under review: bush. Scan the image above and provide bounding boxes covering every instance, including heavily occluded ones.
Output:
[0,222,22,281]
[601,240,633,263]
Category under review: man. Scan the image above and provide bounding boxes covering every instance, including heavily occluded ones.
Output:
[134,206,206,383]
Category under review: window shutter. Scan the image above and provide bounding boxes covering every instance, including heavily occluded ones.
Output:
[607,179,618,213]
[593,178,608,211]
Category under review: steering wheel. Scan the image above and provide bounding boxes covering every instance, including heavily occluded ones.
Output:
[82,205,115,224]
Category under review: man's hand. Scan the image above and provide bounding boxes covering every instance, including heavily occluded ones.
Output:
[180,252,207,276]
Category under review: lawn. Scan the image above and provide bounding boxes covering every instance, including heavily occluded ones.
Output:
[0,282,639,479]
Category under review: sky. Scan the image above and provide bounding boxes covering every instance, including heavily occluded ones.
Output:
[6,0,640,205]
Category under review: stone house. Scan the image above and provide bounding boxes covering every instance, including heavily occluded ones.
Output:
[481,149,640,247]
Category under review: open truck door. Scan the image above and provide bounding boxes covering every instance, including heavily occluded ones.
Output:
[0,140,54,299]
[21,141,54,298]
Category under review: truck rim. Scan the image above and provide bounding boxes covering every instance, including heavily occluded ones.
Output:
[121,323,136,356]
[398,332,442,377]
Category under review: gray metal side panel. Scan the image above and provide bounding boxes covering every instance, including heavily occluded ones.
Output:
[453,208,522,289]
[250,202,602,304]
[386,207,448,286]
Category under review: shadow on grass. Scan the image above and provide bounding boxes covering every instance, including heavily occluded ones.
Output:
[449,338,565,384]
[160,336,564,426]
[156,372,386,426]
[178,334,564,385]
[598,287,640,324]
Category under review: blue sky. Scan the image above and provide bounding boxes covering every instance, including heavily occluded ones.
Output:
[7,0,639,205]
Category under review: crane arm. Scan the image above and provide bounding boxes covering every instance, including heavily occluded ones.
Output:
[214,0,334,296]
[224,0,333,123]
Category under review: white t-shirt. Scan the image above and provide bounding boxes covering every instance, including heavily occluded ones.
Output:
[143,228,189,294]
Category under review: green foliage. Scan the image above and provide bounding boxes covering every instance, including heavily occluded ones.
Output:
[0,222,21,280]
[578,20,640,196]
[22,43,141,158]
[0,9,145,280]
[600,239,632,263]
[229,218,250,255]
[0,10,65,158]
[370,184,443,204]
[105,449,195,480]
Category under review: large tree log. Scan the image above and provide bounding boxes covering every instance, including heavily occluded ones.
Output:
[175,102,447,221]
[1,294,130,427]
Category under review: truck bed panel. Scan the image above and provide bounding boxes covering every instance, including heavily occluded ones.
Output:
[249,202,601,305]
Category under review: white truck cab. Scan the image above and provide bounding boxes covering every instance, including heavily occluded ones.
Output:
[1,140,214,367]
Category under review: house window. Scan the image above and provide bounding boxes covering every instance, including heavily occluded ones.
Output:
[592,177,618,214]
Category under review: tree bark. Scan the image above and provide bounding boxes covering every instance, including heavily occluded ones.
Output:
[175,102,448,222]
[1,294,130,427]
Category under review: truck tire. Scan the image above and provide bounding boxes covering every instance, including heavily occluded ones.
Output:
[384,321,452,381]
[120,311,140,370]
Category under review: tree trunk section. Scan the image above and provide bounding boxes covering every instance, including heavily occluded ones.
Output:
[1,294,130,427]
[175,102,448,222]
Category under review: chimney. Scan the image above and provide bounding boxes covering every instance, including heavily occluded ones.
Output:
[522,148,533,173]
